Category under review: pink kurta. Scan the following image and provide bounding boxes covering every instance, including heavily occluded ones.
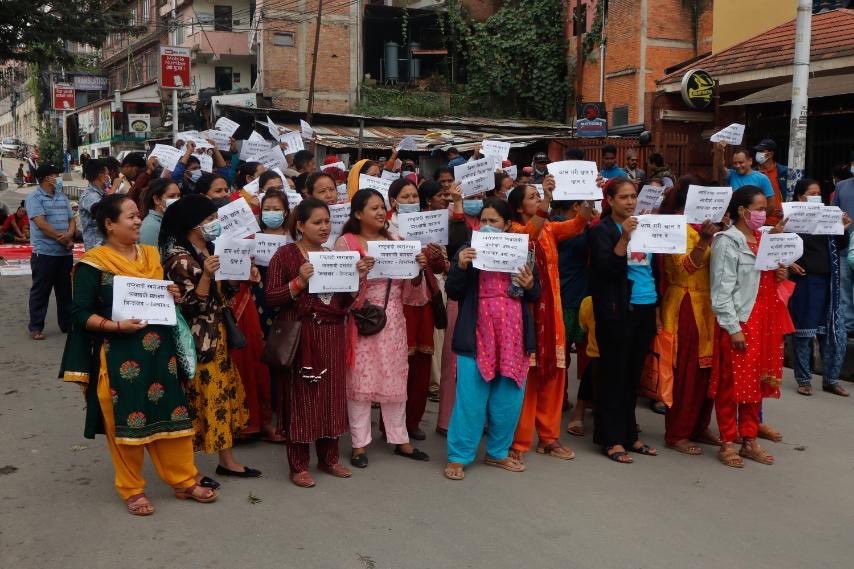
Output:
[335,234,409,403]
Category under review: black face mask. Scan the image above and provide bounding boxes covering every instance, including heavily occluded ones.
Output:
[211,197,231,208]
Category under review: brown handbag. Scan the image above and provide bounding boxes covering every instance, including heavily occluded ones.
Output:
[352,280,391,336]
[262,318,302,369]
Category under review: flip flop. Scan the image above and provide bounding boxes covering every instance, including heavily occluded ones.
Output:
[566,420,585,437]
[603,446,633,464]
[444,463,465,480]
[630,443,658,456]
[666,440,702,455]
[484,456,526,472]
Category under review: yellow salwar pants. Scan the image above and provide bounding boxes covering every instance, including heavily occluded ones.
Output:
[97,362,197,500]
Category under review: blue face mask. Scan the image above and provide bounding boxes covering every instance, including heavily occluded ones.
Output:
[397,203,420,214]
[479,224,502,233]
[199,219,222,242]
[463,199,483,217]
[261,211,285,229]
[189,169,203,183]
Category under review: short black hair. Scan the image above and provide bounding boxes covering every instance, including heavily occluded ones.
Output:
[602,144,617,156]
[434,165,454,180]
[84,158,107,182]
[648,153,665,167]
[121,153,146,169]
[93,194,132,236]
[235,161,261,189]
[293,150,314,171]
[187,155,201,168]
[103,156,120,174]
[481,197,513,224]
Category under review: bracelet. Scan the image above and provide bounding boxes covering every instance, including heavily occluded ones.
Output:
[98,318,107,331]
[536,209,550,219]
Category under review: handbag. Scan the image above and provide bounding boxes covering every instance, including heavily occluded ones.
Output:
[352,280,391,336]
[262,317,301,369]
[173,309,197,379]
[425,273,447,330]
[222,306,247,349]
[639,330,674,407]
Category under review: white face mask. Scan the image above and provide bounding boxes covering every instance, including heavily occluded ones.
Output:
[755,152,768,165]
[163,197,179,210]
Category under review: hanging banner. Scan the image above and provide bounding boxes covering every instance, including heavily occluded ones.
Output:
[53,83,75,111]
[160,46,191,89]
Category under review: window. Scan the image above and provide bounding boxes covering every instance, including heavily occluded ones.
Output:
[215,66,233,91]
[572,4,587,36]
[214,5,232,31]
[273,32,294,47]
[142,0,150,22]
[146,49,157,80]
[612,106,629,127]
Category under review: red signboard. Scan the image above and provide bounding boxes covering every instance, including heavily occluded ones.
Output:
[52,83,75,111]
[160,46,191,89]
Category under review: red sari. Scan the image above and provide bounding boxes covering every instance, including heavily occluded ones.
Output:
[230,283,273,435]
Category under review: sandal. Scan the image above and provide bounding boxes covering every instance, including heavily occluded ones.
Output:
[630,442,658,456]
[536,441,575,460]
[566,420,585,437]
[29,331,45,341]
[796,385,813,396]
[822,383,850,397]
[666,439,702,455]
[739,440,775,465]
[508,448,525,465]
[174,484,218,503]
[444,462,465,480]
[717,443,744,468]
[125,493,154,516]
[484,455,526,472]
[758,423,783,442]
[603,445,633,464]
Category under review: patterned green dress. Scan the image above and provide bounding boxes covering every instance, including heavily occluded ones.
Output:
[61,263,194,444]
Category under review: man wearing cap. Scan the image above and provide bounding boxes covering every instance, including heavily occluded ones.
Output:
[754,138,789,225]
[531,152,550,184]
[24,164,75,340]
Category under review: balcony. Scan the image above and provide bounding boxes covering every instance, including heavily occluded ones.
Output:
[181,31,252,60]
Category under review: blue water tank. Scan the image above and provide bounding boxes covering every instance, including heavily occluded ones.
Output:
[384,41,399,82]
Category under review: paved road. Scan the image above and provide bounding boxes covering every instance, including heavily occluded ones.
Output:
[0,276,852,569]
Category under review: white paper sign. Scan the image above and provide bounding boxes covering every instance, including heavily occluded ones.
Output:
[636,184,665,214]
[710,123,746,145]
[367,241,422,279]
[358,174,392,193]
[629,215,688,254]
[253,234,292,267]
[214,238,255,281]
[324,202,351,248]
[218,199,261,239]
[336,183,349,203]
[549,160,601,200]
[149,144,182,172]
[454,157,494,197]
[321,161,346,173]
[242,177,260,196]
[240,139,273,160]
[754,233,803,271]
[481,140,511,162]
[813,206,845,236]
[187,136,213,151]
[381,169,399,182]
[248,130,266,144]
[397,136,418,151]
[249,144,286,171]
[215,117,240,137]
[782,202,823,233]
[197,153,213,173]
[398,210,449,246]
[684,185,732,224]
[174,130,199,143]
[300,119,314,140]
[111,276,177,326]
[285,191,303,211]
[308,251,360,293]
[278,131,304,155]
[503,165,518,180]
[203,129,231,151]
[470,231,529,274]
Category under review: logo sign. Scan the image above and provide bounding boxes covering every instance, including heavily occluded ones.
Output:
[680,69,714,110]
[72,75,109,91]
[575,102,608,138]
[128,113,151,133]
[52,83,75,111]
[160,46,191,89]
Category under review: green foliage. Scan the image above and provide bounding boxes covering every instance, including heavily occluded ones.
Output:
[36,121,64,167]
[583,0,605,58]
[357,85,473,118]
[448,0,569,121]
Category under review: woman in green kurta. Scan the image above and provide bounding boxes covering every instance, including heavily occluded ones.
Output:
[60,194,217,515]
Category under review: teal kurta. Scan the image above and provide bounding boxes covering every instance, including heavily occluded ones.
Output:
[60,263,193,444]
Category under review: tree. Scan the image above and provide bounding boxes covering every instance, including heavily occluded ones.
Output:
[0,1,138,67]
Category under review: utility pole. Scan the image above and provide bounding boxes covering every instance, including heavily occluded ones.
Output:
[574,0,584,116]
[170,0,179,141]
[599,0,607,102]
[306,0,323,123]
[786,0,811,201]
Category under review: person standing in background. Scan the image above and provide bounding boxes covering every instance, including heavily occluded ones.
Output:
[624,150,645,186]
[753,138,789,226]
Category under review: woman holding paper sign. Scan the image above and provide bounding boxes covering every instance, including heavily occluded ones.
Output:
[160,195,261,478]
[788,179,850,397]
[710,186,790,468]
[588,177,660,464]
[335,189,431,467]
[507,176,590,463]
[254,188,291,338]
[266,198,371,487]
[61,194,217,515]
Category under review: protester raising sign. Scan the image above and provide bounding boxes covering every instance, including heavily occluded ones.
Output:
[111,277,177,326]
[710,123,746,146]
[214,238,256,281]
[204,129,231,151]
[754,233,803,271]
[239,139,273,161]
[253,233,292,267]
[684,185,732,224]
[307,251,361,293]
[149,144,182,172]
[215,117,241,137]
[628,215,688,254]
[455,157,494,197]
[398,210,449,245]
[636,185,665,214]
[366,241,422,279]
[548,160,601,200]
[278,131,305,155]
[324,202,351,248]
[470,231,529,274]
[218,199,261,239]
[481,140,511,161]
[358,175,391,207]
[248,144,286,171]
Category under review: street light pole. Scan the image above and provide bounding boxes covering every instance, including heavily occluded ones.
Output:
[786,0,812,201]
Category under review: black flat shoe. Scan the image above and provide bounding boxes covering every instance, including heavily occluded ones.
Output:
[350,453,369,468]
[408,429,426,441]
[198,476,221,489]
[215,465,262,478]
[395,446,430,461]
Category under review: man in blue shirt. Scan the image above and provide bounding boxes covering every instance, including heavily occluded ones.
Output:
[25,164,75,340]
[599,144,628,179]
[716,141,775,214]
[78,158,110,250]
